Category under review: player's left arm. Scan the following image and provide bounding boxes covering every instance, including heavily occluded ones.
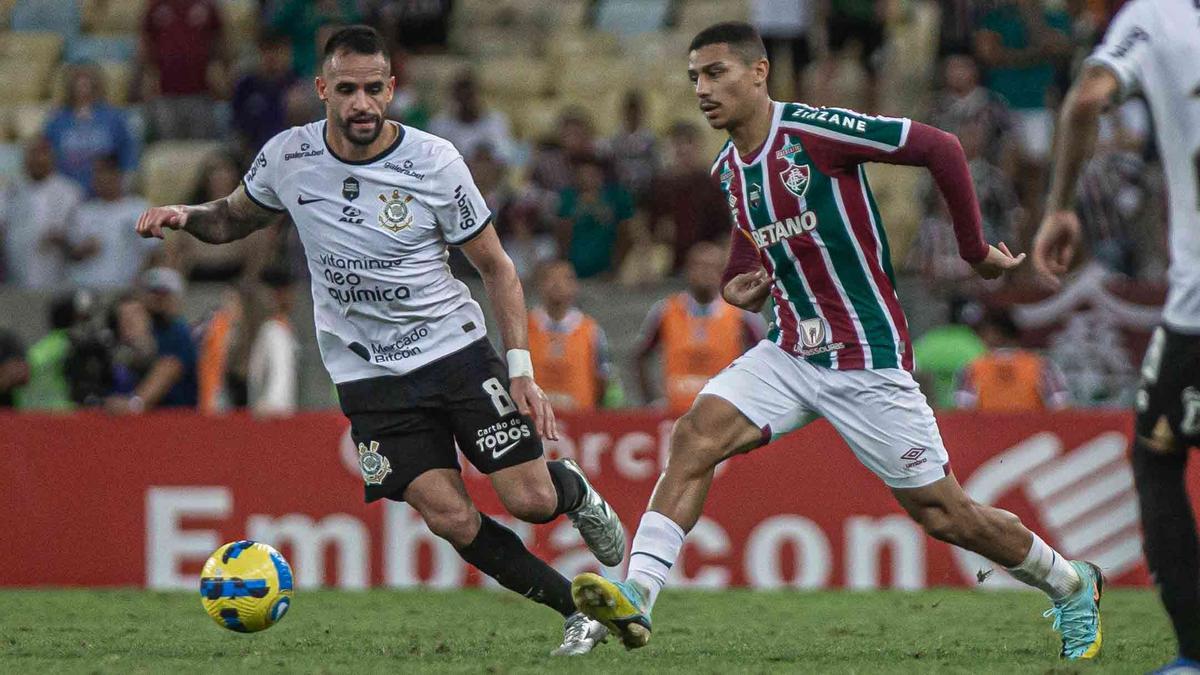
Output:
[1034,66,1122,287]
[461,226,558,440]
[799,115,1022,280]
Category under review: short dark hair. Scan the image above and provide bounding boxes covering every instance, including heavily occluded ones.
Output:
[322,25,388,65]
[688,21,767,63]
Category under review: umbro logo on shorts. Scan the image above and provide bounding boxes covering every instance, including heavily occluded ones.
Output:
[901,447,928,469]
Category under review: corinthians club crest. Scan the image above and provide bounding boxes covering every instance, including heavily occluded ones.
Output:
[377,189,415,232]
[357,440,392,485]
[781,163,811,199]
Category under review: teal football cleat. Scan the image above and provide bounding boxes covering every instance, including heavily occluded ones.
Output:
[1042,560,1104,659]
[571,572,652,649]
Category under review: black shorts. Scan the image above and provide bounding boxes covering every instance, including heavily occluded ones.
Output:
[1135,326,1200,451]
[762,35,813,79]
[337,338,544,502]
[827,14,885,75]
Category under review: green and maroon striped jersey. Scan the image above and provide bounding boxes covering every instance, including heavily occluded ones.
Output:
[712,101,914,370]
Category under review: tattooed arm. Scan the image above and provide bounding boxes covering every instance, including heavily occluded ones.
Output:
[135,184,281,244]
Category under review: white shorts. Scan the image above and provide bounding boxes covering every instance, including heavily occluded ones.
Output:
[699,341,950,489]
[1013,108,1054,162]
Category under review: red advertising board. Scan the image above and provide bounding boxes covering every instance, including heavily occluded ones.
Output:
[1,410,1193,590]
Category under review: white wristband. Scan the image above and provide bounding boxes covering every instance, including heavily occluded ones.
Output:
[506,349,534,379]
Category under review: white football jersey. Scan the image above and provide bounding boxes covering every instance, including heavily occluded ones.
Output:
[243,120,492,383]
[1086,0,1200,331]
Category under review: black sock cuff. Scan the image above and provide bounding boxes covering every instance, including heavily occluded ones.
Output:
[546,459,587,516]
[458,513,512,557]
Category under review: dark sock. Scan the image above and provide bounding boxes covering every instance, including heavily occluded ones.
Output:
[547,459,586,516]
[1132,439,1200,660]
[456,514,575,618]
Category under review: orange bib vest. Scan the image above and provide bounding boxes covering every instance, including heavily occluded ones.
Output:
[528,310,599,411]
[966,351,1047,412]
[661,294,742,415]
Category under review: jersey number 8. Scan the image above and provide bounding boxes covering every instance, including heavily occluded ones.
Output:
[482,377,517,416]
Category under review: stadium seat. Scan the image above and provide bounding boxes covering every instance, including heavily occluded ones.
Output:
[477,57,551,100]
[11,103,51,141]
[495,95,560,141]
[402,54,472,108]
[140,141,223,206]
[453,27,537,59]
[65,35,136,64]
[546,30,620,60]
[546,0,589,30]
[862,163,923,262]
[623,29,693,68]
[0,31,64,63]
[596,0,670,37]
[11,0,82,35]
[676,0,749,34]
[0,59,53,102]
[81,0,146,34]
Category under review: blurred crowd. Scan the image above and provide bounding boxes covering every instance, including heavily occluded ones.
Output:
[0,0,1168,414]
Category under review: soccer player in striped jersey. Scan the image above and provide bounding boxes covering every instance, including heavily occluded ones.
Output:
[572,21,1104,659]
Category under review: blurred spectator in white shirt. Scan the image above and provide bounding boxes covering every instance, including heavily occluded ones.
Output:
[248,268,298,416]
[63,155,157,288]
[428,70,515,165]
[0,137,84,289]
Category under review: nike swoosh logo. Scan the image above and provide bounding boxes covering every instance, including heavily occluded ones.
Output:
[297,195,326,205]
[492,439,520,460]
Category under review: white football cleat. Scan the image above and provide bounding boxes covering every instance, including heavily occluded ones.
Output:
[561,458,626,566]
[550,612,608,656]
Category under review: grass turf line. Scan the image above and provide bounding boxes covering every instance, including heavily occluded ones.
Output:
[0,589,1174,673]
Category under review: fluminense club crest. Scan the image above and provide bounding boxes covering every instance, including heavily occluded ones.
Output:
[357,440,392,485]
[377,189,415,232]
[781,163,811,199]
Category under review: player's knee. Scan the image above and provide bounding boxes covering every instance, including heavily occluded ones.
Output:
[422,505,482,546]
[667,413,725,474]
[501,484,558,524]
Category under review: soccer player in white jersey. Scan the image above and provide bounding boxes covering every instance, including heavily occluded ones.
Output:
[1034,2,1200,671]
[571,22,1104,659]
[135,26,622,656]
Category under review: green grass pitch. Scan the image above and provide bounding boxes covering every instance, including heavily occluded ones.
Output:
[0,588,1174,673]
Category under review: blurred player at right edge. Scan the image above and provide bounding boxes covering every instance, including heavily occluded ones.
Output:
[572,21,1105,660]
[1033,2,1200,672]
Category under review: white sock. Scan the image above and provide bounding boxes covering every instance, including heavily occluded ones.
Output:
[1006,533,1081,601]
[625,511,686,608]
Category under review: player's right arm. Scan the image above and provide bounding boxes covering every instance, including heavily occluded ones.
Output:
[1033,66,1121,288]
[135,184,280,244]
[721,227,771,312]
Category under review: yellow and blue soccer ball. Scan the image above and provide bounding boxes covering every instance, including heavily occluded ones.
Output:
[200,540,294,633]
